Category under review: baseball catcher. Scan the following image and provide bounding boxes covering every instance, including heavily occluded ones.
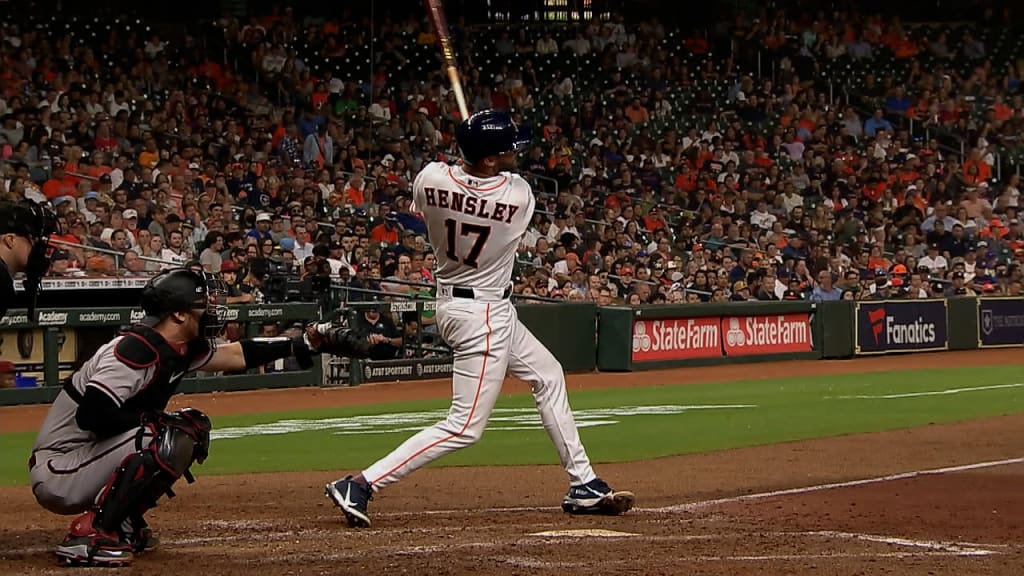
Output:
[29,267,373,566]
[0,199,60,319]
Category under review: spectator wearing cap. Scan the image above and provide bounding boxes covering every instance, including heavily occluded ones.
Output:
[84,217,109,250]
[394,195,427,236]
[371,211,401,244]
[248,212,274,243]
[0,361,16,389]
[945,271,976,297]
[730,281,752,301]
[79,191,102,221]
[391,228,419,257]
[218,260,249,304]
[42,160,75,200]
[867,277,893,300]
[48,250,70,276]
[919,243,948,275]
[315,243,344,277]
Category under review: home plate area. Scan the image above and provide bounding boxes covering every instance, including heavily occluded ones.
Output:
[151,508,1012,575]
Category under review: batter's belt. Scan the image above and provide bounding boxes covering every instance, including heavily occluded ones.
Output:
[444,285,512,300]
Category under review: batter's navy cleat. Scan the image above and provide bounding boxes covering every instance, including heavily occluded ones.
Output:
[325,476,373,528]
[55,511,133,567]
[562,478,635,515]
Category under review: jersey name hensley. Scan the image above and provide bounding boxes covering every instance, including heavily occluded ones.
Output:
[422,186,519,223]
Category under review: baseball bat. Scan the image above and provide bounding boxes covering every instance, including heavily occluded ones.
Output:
[424,0,470,120]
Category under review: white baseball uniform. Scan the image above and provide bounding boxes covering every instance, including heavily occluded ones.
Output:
[360,161,597,490]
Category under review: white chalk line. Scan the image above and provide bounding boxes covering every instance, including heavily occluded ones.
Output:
[499,551,997,568]
[649,456,1024,513]
[795,531,998,556]
[834,382,1024,399]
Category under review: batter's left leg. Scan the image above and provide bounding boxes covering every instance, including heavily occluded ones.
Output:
[506,318,595,485]
[506,318,634,515]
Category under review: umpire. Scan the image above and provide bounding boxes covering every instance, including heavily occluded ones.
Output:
[0,199,60,318]
[29,267,374,567]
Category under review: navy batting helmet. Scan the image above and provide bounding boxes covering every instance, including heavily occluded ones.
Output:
[140,268,228,338]
[455,109,531,165]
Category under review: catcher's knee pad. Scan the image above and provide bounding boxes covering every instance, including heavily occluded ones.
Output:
[153,425,202,478]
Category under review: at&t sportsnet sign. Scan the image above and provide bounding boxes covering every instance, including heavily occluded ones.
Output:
[631,313,813,362]
[855,300,949,355]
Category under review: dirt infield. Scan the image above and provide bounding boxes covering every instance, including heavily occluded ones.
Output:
[0,348,1021,575]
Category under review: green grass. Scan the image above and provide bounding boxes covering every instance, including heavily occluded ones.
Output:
[3,365,1022,486]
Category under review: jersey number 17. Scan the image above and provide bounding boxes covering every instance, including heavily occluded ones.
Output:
[444,218,492,268]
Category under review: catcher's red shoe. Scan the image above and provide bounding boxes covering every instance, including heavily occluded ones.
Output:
[55,511,132,567]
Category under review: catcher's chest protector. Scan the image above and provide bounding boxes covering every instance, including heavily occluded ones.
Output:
[115,325,208,413]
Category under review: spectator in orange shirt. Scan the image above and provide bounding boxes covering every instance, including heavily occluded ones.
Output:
[138,136,160,169]
[41,161,76,200]
[624,98,649,124]
[371,212,401,244]
[642,206,667,232]
[345,169,369,206]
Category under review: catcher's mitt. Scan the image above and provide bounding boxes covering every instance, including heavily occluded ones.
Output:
[305,322,376,359]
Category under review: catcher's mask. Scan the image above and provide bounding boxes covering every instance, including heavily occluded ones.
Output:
[139,268,229,339]
[0,200,61,317]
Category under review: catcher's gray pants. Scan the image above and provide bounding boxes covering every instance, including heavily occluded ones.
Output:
[30,427,153,515]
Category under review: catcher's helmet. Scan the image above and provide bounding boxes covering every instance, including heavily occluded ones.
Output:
[455,109,531,165]
[139,268,228,338]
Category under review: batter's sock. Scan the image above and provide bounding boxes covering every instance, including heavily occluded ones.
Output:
[352,473,371,488]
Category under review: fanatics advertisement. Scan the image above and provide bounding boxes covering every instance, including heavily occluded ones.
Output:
[977,298,1024,348]
[630,313,814,363]
[855,300,949,355]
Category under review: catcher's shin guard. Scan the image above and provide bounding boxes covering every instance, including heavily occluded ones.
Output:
[92,422,205,534]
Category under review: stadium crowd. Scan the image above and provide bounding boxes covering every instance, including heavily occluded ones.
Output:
[0,4,1021,342]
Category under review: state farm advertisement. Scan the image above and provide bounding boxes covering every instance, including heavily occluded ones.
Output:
[721,314,814,356]
[631,317,721,361]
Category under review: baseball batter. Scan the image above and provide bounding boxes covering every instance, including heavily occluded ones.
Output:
[30,268,374,567]
[326,109,634,527]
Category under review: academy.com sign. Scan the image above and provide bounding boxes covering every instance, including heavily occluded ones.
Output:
[855,300,948,355]
[631,313,813,362]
